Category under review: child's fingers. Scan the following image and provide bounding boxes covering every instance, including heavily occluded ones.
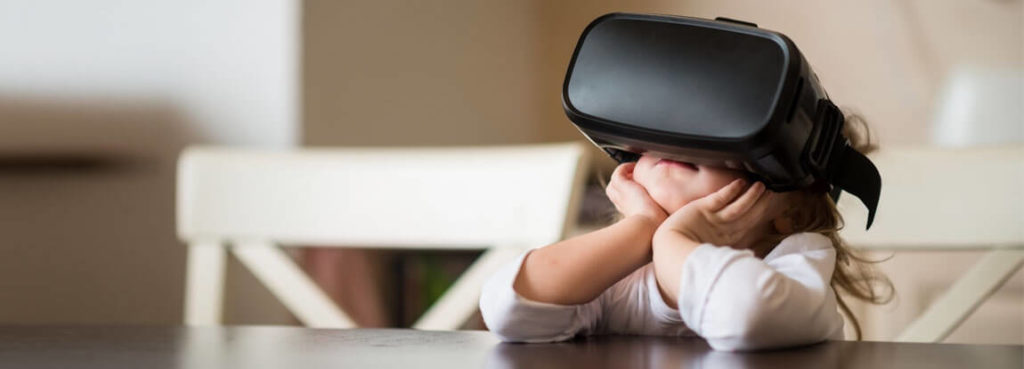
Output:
[699,179,747,212]
[606,164,627,194]
[607,163,643,199]
[610,163,646,194]
[734,189,776,226]
[746,189,776,219]
[605,180,623,203]
[718,181,766,221]
[611,162,637,182]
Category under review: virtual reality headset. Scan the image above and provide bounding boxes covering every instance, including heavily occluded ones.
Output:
[563,13,881,229]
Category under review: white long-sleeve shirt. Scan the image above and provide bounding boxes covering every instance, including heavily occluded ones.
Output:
[478,232,845,351]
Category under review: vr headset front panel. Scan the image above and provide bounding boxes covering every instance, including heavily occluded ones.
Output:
[564,13,826,191]
[565,15,790,141]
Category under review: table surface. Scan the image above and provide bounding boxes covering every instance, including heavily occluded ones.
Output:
[0,326,1020,369]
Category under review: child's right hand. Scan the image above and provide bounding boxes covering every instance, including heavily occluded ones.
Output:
[606,162,668,226]
[654,179,779,250]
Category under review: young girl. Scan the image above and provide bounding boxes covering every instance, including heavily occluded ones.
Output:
[478,117,892,351]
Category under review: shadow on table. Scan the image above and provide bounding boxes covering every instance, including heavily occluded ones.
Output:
[486,335,1021,369]
[486,336,836,369]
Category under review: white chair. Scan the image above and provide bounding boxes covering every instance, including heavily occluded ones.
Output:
[838,145,1024,342]
[177,143,589,329]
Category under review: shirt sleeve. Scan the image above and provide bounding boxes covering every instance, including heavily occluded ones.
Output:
[676,232,845,351]
[478,249,602,343]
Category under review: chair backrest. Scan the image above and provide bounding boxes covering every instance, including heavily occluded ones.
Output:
[177,143,589,249]
[838,145,1023,250]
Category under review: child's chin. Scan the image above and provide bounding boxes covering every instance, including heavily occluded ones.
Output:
[636,180,689,212]
[651,195,687,215]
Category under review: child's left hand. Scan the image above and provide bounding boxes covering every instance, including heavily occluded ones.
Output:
[654,179,780,250]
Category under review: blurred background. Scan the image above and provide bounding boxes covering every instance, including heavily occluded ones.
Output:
[0,0,1020,344]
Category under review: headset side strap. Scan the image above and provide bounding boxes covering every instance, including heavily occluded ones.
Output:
[831,147,881,229]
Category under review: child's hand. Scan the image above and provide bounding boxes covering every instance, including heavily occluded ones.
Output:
[606,162,668,225]
[654,179,778,249]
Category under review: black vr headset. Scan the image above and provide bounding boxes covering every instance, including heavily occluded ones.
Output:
[563,13,881,229]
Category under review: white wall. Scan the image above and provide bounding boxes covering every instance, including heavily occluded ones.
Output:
[0,0,299,324]
[0,0,298,147]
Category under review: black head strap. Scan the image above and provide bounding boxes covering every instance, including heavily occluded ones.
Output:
[810,100,881,229]
[830,147,881,229]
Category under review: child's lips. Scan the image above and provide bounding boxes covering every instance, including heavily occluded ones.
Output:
[656,159,697,171]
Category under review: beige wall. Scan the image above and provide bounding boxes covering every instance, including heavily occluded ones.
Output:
[303,0,545,146]
[302,0,690,163]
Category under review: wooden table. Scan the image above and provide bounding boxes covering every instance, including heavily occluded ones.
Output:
[0,326,1019,368]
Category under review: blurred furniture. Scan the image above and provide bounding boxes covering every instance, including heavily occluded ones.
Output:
[177,143,589,329]
[838,145,1024,342]
[931,66,1023,147]
[2,326,1020,369]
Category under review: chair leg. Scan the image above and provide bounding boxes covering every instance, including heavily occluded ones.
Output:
[413,247,523,331]
[231,241,356,328]
[184,241,226,326]
[897,248,1024,342]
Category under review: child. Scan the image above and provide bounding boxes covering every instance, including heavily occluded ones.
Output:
[478,117,892,351]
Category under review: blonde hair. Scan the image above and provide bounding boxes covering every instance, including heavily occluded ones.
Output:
[765,112,894,340]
